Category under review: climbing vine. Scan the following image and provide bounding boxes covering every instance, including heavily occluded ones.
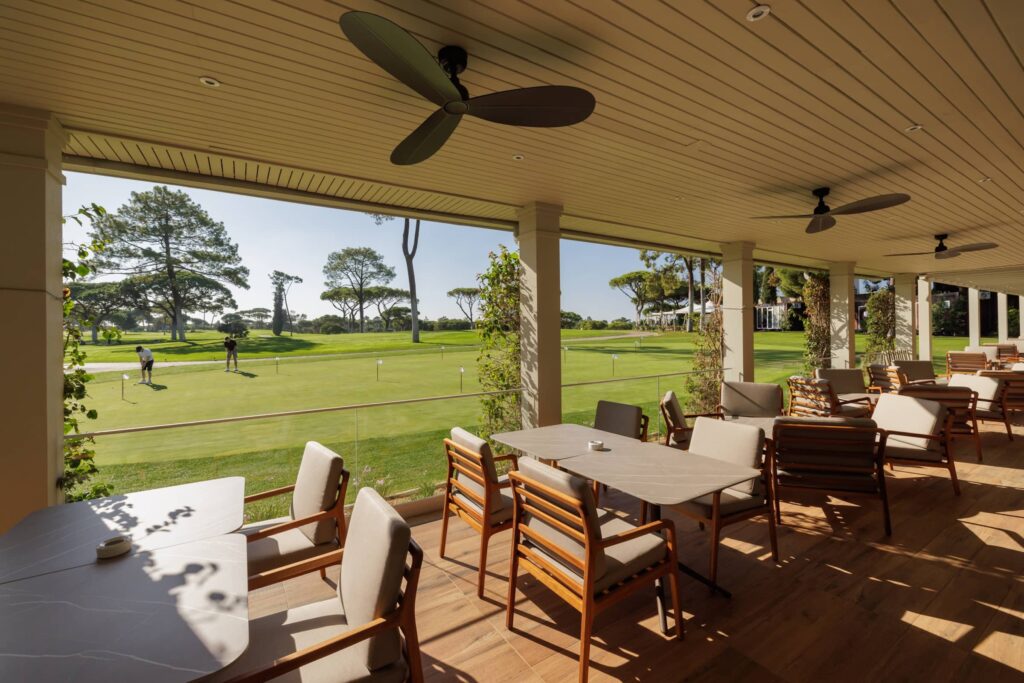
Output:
[802,272,831,373]
[684,268,724,414]
[476,246,522,437]
[865,287,896,354]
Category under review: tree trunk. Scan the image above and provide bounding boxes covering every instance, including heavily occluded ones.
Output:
[90,323,99,344]
[403,218,421,343]
[685,257,695,333]
[699,258,706,332]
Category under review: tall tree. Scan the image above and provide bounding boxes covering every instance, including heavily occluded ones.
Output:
[447,287,482,326]
[609,271,655,327]
[237,307,272,328]
[67,281,130,343]
[122,272,237,328]
[269,270,303,336]
[321,286,359,331]
[89,186,248,340]
[322,247,395,333]
[371,214,423,343]
[758,266,780,304]
[365,286,410,331]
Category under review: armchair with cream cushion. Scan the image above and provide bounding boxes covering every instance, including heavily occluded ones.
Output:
[894,359,945,385]
[659,390,689,449]
[815,368,874,405]
[719,380,784,417]
[594,399,649,440]
[949,374,1013,440]
[672,417,777,584]
[242,441,349,579]
[213,487,423,683]
[871,394,959,495]
[787,376,872,418]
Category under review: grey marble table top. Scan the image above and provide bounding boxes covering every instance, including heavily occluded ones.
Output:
[558,442,761,507]
[0,533,249,682]
[0,477,245,585]
[492,423,644,461]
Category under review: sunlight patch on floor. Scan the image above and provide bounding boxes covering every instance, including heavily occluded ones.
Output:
[901,610,972,643]
[974,631,1024,673]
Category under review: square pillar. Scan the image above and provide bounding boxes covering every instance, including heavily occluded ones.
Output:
[893,273,916,352]
[517,202,562,428]
[0,105,65,531]
[997,292,1009,342]
[968,288,981,347]
[917,277,933,362]
[829,262,857,369]
[1019,295,1024,339]
[720,242,755,382]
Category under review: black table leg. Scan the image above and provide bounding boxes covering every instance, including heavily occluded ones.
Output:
[648,504,670,634]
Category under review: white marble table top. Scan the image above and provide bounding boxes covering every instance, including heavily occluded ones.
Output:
[492,423,644,461]
[0,533,249,682]
[558,442,761,506]
[0,478,245,585]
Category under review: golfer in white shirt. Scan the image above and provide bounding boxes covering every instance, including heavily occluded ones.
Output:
[135,345,154,384]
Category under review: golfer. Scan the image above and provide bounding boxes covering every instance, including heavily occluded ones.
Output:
[135,345,154,384]
[224,336,238,372]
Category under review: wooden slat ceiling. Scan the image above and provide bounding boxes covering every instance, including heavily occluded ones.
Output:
[2,0,1023,293]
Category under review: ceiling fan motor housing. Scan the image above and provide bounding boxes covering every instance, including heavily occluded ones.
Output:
[812,187,831,214]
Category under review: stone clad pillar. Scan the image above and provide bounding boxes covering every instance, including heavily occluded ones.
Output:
[0,105,65,531]
[517,202,562,428]
[968,288,981,347]
[997,292,1009,342]
[893,274,916,352]
[720,242,755,381]
[917,277,932,362]
[829,262,857,369]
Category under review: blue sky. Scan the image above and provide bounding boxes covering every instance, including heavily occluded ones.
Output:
[62,172,640,321]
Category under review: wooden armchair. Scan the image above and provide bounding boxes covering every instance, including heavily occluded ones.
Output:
[946,351,989,378]
[440,427,517,597]
[787,376,872,418]
[899,385,982,462]
[872,394,960,495]
[213,488,423,683]
[771,417,891,536]
[595,399,649,440]
[953,373,1016,441]
[659,390,690,449]
[241,441,350,582]
[670,417,777,585]
[866,364,895,394]
[507,458,683,683]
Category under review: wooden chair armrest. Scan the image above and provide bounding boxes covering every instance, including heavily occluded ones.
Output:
[247,548,345,591]
[244,484,296,504]
[223,612,398,682]
[244,507,339,542]
[493,453,518,464]
[838,396,871,405]
[598,519,675,548]
[683,411,725,420]
[883,430,943,441]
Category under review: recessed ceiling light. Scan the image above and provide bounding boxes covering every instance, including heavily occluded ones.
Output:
[199,76,222,88]
[512,153,525,161]
[978,177,992,184]
[904,123,923,132]
[746,5,771,22]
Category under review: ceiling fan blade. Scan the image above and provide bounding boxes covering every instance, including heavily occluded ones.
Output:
[830,193,911,215]
[948,242,998,254]
[884,251,934,257]
[390,109,461,165]
[806,214,837,233]
[935,250,962,260]
[752,214,816,219]
[465,86,596,127]
[340,11,460,106]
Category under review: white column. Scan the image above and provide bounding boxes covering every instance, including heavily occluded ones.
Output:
[997,292,1009,342]
[829,262,857,369]
[0,105,65,532]
[893,273,916,352]
[1019,295,1024,339]
[517,202,562,428]
[968,288,981,347]
[917,277,933,362]
[720,242,755,382]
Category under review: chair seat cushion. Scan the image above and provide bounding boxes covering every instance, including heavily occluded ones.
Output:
[776,469,879,493]
[836,403,873,418]
[674,487,765,519]
[884,444,944,462]
[452,480,515,525]
[208,597,408,683]
[242,517,339,576]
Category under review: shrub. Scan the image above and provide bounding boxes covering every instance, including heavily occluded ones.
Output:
[607,318,633,330]
[432,317,472,331]
[476,246,522,436]
[579,317,608,330]
[100,325,123,345]
[217,313,249,338]
[933,298,966,336]
[780,305,805,332]
[320,322,345,335]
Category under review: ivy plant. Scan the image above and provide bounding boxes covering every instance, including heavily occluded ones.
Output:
[476,246,522,437]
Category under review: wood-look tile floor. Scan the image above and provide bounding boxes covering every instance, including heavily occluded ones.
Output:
[251,420,1024,682]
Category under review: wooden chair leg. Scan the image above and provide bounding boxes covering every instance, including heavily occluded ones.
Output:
[974,430,983,462]
[640,502,648,524]
[477,529,490,598]
[1005,416,1014,441]
[667,568,684,640]
[319,566,327,580]
[948,459,961,496]
[402,616,424,683]
[766,505,779,563]
[505,543,520,630]
[578,600,594,683]
[708,509,722,588]
[438,491,451,559]
[878,468,893,537]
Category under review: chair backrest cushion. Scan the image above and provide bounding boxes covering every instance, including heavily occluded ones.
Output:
[949,374,1002,405]
[871,394,945,452]
[661,390,685,429]
[688,417,765,495]
[965,345,998,361]
[894,360,936,382]
[1013,363,1024,372]
[773,417,879,472]
[340,487,411,672]
[720,381,784,417]
[292,441,345,545]
[448,428,505,513]
[515,457,605,578]
[815,368,866,395]
[594,400,643,439]
[787,377,835,416]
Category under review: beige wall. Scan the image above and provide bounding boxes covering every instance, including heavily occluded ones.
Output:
[0,106,65,532]
[517,203,562,428]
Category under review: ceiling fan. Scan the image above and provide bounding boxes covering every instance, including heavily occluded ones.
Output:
[885,233,998,260]
[754,187,911,233]
[339,11,596,165]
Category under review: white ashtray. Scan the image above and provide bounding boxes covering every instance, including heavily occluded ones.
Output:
[587,440,605,452]
[96,535,132,560]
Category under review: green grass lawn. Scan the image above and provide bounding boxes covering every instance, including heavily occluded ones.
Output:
[80,330,989,521]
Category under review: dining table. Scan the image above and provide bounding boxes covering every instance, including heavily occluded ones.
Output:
[0,478,249,682]
[494,424,762,632]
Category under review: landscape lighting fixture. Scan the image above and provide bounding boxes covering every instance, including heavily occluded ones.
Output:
[199,76,222,88]
[746,5,771,22]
